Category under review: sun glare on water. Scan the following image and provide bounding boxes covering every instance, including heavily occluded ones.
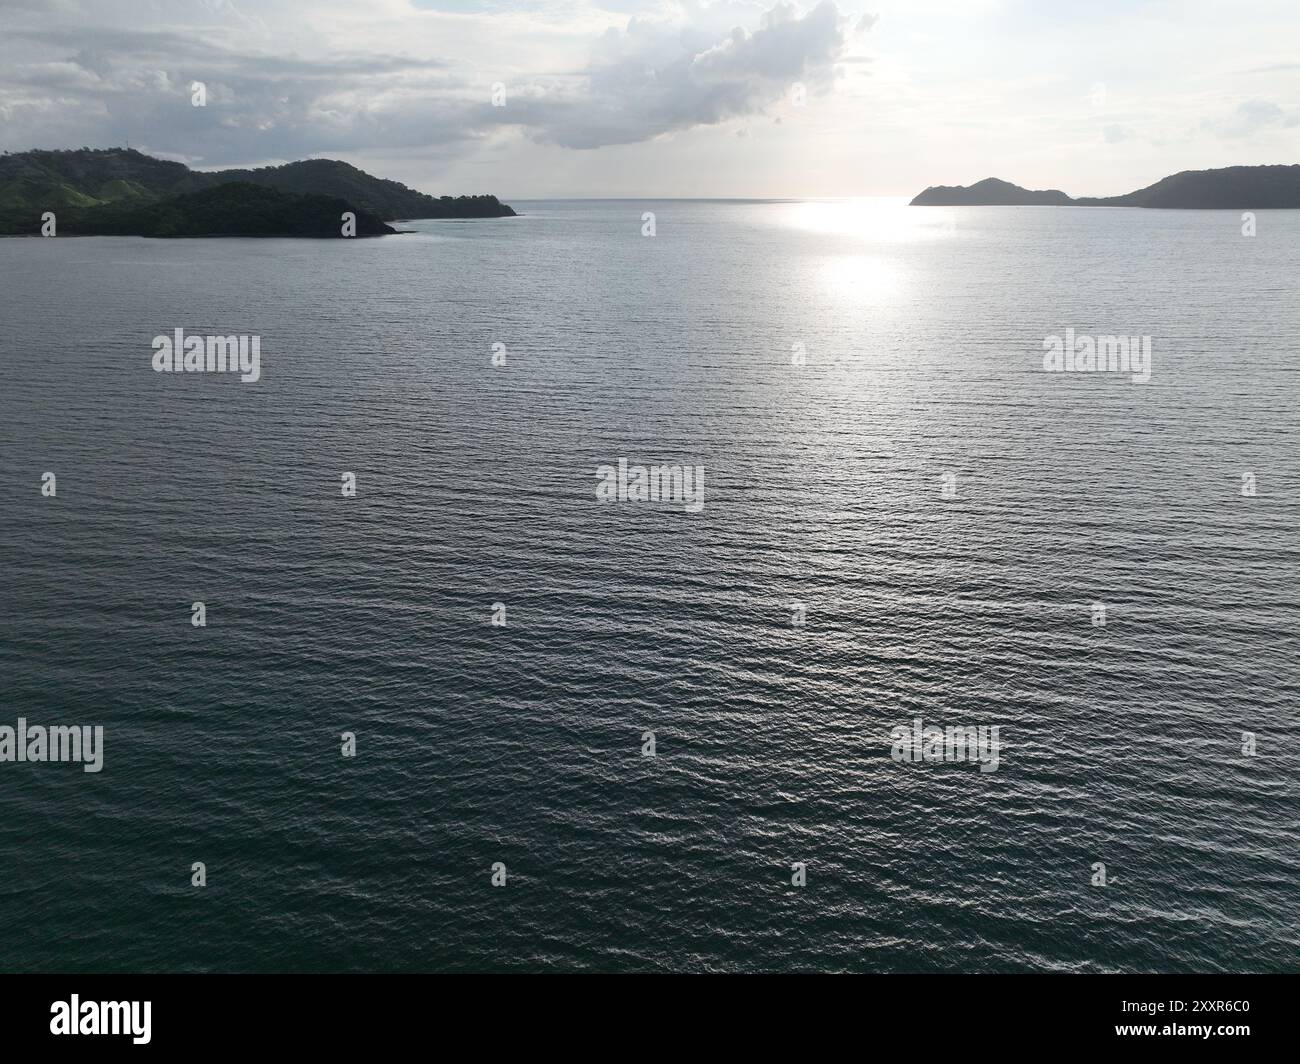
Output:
[780,197,957,243]
[775,198,958,305]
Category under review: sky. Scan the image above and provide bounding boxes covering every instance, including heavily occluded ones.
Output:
[1,0,1297,199]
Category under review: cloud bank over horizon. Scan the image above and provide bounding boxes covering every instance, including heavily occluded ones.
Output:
[0,1,862,161]
[0,0,1297,198]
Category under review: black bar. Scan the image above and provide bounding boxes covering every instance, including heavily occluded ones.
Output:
[0,973,1284,1051]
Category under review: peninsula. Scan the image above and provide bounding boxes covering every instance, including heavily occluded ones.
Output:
[910,165,1300,208]
[0,147,516,237]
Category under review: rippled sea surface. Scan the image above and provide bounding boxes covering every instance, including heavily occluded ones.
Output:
[1,200,1297,972]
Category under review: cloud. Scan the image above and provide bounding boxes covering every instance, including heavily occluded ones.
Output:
[0,1,859,164]
[517,1,853,149]
[1202,99,1299,138]
[0,17,475,162]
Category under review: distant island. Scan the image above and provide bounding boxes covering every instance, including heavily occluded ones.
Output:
[910,165,1300,208]
[0,147,516,237]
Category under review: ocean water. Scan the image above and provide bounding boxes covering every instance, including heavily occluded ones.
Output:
[1,200,1297,973]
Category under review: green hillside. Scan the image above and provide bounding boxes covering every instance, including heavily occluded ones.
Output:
[183,158,514,219]
[0,181,396,237]
[0,147,515,236]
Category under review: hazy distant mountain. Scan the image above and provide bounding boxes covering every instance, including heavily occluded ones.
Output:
[0,147,515,236]
[911,165,1300,208]
[909,177,1073,206]
[1074,165,1300,208]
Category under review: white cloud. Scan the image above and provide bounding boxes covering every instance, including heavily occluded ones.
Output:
[1202,99,1299,138]
[0,0,1297,197]
[521,1,852,148]
[0,1,857,162]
